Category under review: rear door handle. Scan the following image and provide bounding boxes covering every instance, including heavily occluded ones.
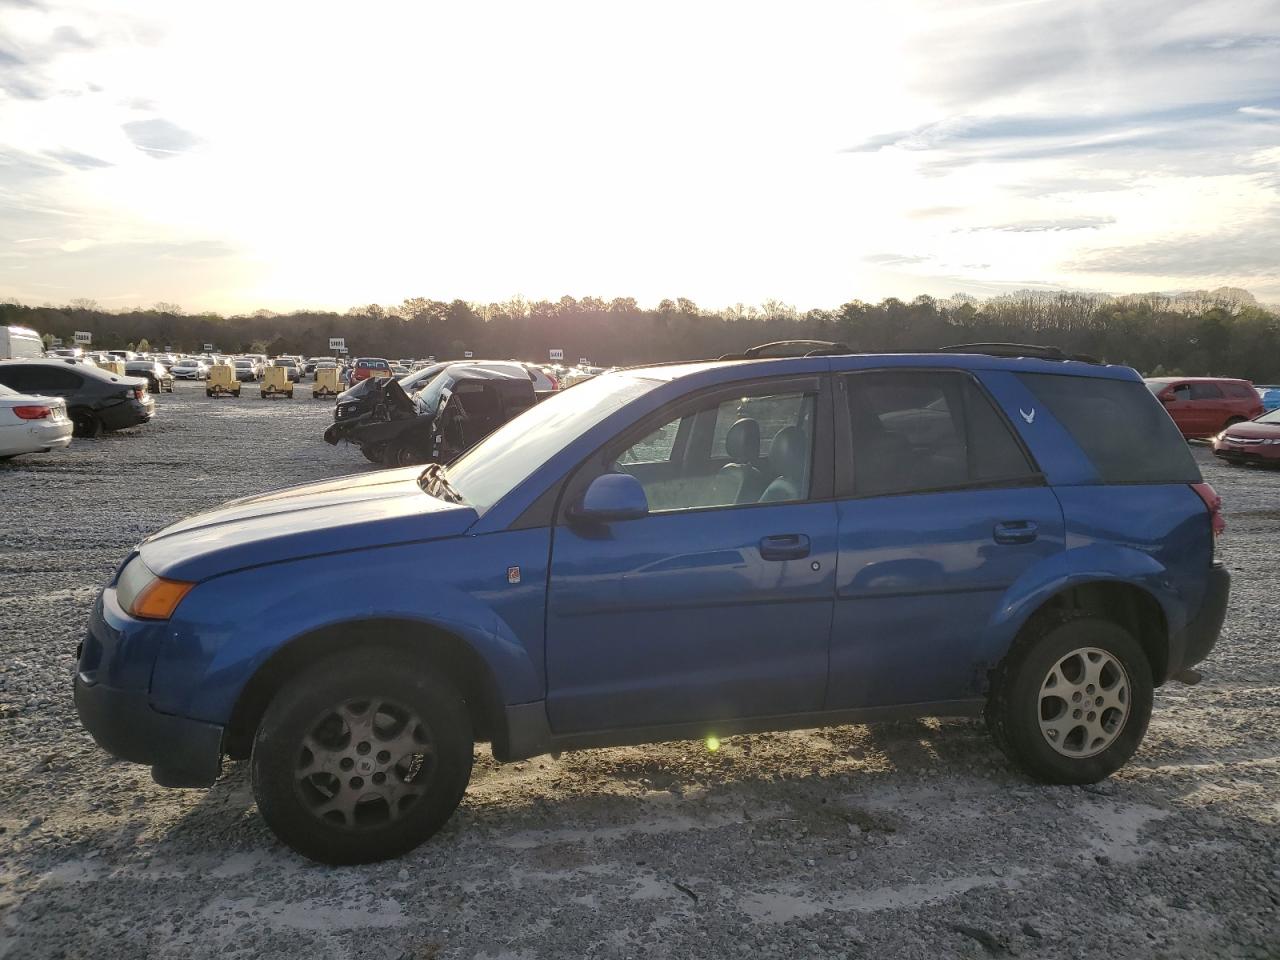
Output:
[759,534,811,561]
[993,521,1038,545]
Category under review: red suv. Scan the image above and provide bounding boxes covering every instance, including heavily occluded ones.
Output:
[347,357,391,385]
[1145,377,1263,438]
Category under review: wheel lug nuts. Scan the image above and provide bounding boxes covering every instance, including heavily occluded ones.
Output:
[1095,696,1103,706]
[377,750,391,763]
[356,742,371,755]
[350,776,364,789]
[340,757,354,771]
[1087,712,1096,721]
[1073,709,1082,719]
[373,772,386,785]
[1072,692,1082,702]
[1086,685,1095,694]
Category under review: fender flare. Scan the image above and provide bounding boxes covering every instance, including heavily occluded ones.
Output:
[976,543,1187,677]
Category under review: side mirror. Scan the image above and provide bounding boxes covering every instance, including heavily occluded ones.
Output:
[570,473,649,523]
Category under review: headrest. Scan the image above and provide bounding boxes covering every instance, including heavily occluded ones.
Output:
[725,418,760,462]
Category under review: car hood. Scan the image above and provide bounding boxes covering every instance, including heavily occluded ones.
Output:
[1223,422,1280,440]
[138,467,478,581]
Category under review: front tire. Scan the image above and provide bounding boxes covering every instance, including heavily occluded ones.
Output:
[383,439,428,468]
[986,615,1153,784]
[250,650,473,864]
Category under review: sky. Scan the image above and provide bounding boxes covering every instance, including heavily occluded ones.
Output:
[0,0,1278,314]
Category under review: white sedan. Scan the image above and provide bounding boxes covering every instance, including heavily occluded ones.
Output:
[171,359,209,379]
[0,385,72,459]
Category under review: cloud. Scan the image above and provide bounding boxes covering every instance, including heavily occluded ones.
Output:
[121,118,200,158]
[1071,220,1280,279]
[864,253,931,265]
[975,216,1116,233]
[45,149,112,169]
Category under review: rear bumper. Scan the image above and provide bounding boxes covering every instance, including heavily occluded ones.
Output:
[1168,562,1230,678]
[74,672,223,787]
[100,399,155,431]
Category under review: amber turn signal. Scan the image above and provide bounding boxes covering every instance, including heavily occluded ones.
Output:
[129,577,195,620]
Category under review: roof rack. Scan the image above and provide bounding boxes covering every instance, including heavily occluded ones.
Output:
[718,340,853,361]
[938,342,1101,364]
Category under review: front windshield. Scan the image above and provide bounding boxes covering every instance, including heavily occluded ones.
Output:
[1257,408,1280,425]
[443,373,661,514]
[399,362,446,392]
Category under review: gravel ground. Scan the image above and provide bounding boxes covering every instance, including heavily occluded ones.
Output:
[1,381,1277,960]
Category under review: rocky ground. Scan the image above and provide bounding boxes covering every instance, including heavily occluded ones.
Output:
[1,381,1277,959]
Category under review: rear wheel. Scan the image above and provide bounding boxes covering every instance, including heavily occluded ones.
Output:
[360,444,386,464]
[986,615,1152,784]
[251,650,473,864]
[69,407,102,438]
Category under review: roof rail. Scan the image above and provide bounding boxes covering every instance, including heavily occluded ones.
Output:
[719,340,853,361]
[938,342,1101,364]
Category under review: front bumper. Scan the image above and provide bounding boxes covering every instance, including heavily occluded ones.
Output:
[74,672,223,787]
[1212,438,1280,463]
[1167,562,1230,679]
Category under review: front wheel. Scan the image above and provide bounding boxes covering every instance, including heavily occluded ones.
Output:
[985,615,1153,784]
[360,443,386,464]
[383,439,428,468]
[251,650,474,864]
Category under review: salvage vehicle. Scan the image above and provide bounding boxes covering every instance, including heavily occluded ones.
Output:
[0,359,153,437]
[1212,407,1280,466]
[324,365,536,467]
[1144,376,1263,439]
[0,383,72,458]
[76,342,1229,864]
[205,364,241,398]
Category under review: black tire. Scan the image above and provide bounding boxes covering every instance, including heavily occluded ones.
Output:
[360,444,386,464]
[250,649,473,865]
[985,614,1153,784]
[69,407,102,438]
[383,439,428,468]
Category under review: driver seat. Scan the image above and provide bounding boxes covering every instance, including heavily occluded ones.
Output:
[713,418,769,504]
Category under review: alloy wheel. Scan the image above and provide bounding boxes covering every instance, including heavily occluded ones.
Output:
[1037,646,1130,758]
[293,698,435,829]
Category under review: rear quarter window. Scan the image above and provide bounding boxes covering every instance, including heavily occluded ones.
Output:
[1221,382,1255,399]
[1018,373,1201,484]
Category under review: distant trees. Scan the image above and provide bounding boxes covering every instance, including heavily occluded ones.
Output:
[2,287,1277,380]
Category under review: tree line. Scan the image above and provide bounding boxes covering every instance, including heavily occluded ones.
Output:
[3,287,1277,382]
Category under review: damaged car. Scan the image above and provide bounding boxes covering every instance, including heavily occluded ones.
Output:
[324,364,537,467]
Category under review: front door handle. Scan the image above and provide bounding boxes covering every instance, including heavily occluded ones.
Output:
[993,520,1038,545]
[759,534,811,561]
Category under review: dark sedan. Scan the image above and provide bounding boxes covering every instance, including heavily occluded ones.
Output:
[0,359,155,437]
[125,360,174,394]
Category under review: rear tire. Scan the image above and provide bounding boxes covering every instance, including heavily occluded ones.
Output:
[69,407,102,438]
[251,649,473,865]
[985,615,1152,784]
[360,444,385,464]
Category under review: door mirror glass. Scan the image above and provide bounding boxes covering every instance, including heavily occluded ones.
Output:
[572,473,649,523]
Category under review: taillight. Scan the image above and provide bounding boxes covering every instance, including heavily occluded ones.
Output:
[1191,482,1225,552]
[547,375,559,390]
[13,405,51,420]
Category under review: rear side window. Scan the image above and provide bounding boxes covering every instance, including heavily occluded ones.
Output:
[1190,383,1223,400]
[1018,374,1200,483]
[1221,382,1254,399]
[844,371,1036,497]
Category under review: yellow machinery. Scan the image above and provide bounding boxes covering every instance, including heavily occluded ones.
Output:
[260,365,294,398]
[206,363,241,397]
[99,360,126,376]
[312,366,341,399]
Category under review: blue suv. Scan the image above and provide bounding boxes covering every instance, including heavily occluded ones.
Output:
[75,342,1230,863]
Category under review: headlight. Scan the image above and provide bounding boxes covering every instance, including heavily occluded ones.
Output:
[115,556,194,620]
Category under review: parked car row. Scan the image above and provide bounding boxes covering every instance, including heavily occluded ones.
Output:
[0,358,156,449]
